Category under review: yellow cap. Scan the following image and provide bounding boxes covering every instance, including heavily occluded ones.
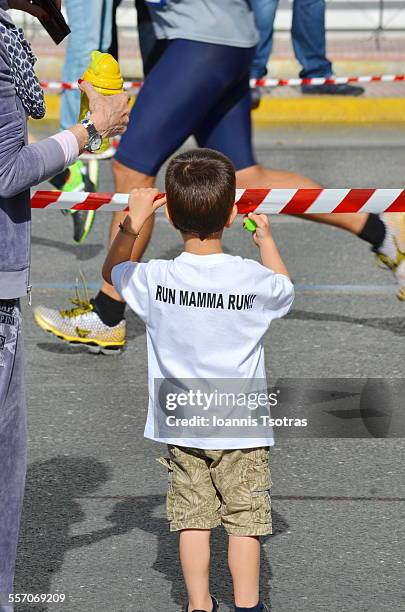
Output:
[82,50,123,93]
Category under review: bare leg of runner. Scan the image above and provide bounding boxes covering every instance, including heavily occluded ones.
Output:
[236,164,368,234]
[237,166,405,294]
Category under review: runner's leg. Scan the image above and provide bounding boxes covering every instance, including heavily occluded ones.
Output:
[195,73,370,234]
[236,165,368,233]
[100,165,155,302]
[100,0,162,302]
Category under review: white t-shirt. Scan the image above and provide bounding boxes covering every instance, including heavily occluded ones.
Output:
[112,252,294,449]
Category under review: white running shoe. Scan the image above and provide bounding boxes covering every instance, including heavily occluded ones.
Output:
[375,213,405,301]
[34,302,126,354]
[34,276,126,354]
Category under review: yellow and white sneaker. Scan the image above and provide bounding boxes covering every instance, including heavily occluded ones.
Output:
[375,213,405,301]
[34,301,126,354]
[34,277,126,354]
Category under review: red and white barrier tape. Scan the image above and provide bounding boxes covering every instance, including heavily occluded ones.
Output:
[39,74,405,93]
[31,189,405,214]
[39,80,143,92]
[254,75,405,87]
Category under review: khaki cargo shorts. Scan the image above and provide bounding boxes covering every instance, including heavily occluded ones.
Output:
[158,445,272,536]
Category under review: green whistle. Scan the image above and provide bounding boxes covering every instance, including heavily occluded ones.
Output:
[243,217,257,233]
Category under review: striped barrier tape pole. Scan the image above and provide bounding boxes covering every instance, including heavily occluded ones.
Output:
[39,74,405,92]
[31,189,405,214]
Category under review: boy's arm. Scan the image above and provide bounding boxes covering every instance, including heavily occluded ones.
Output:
[102,188,166,285]
[247,212,290,278]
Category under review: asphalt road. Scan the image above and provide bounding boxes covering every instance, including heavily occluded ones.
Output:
[15,125,405,612]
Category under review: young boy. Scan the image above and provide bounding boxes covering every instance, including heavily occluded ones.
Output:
[102,148,294,612]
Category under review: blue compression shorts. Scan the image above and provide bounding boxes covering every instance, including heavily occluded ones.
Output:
[115,39,257,176]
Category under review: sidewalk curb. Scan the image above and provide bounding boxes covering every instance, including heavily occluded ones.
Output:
[252,97,405,125]
[41,94,405,126]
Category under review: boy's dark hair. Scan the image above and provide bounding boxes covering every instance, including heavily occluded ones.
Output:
[165,148,236,240]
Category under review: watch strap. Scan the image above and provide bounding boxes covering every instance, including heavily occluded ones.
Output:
[80,118,102,151]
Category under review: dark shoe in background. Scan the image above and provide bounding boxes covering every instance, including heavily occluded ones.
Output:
[250,86,263,109]
[301,82,365,96]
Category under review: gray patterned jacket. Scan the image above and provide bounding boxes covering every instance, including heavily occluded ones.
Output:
[0,1,66,299]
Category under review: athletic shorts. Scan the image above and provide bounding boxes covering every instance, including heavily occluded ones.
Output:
[115,38,257,176]
[158,445,272,536]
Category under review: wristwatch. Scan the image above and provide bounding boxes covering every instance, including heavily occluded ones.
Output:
[80,118,103,152]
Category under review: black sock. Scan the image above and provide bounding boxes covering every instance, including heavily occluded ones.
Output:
[91,291,125,327]
[235,603,263,612]
[358,213,386,250]
[49,168,70,190]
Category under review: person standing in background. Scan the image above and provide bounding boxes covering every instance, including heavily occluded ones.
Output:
[250,0,364,108]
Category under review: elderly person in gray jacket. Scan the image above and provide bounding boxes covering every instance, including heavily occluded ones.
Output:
[0,1,128,608]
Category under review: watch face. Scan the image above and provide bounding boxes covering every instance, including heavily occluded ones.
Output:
[89,135,103,152]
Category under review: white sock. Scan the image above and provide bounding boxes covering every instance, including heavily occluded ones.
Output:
[378,222,397,260]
